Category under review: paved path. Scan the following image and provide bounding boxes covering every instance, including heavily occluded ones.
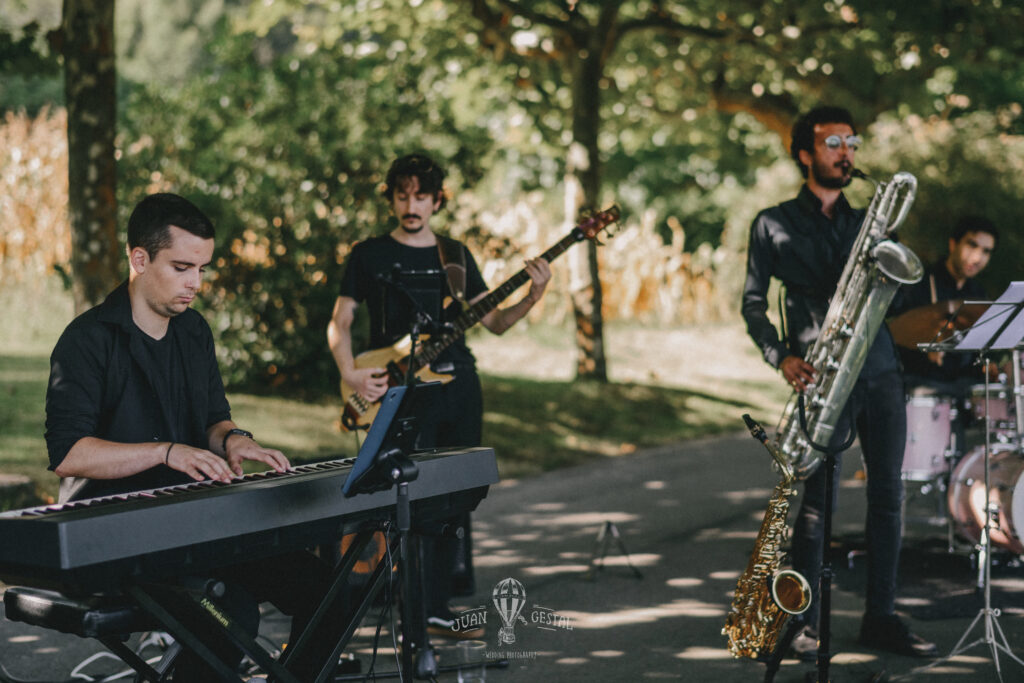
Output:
[2,433,1023,682]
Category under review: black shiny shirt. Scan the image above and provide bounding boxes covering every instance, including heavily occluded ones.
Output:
[741,185,900,377]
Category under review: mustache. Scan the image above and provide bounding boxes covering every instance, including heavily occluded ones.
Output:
[402,213,421,220]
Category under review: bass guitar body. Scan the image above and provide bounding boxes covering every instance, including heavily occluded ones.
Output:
[339,334,454,431]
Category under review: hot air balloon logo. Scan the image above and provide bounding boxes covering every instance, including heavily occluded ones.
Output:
[492,577,527,644]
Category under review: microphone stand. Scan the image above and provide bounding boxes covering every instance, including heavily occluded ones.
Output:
[796,394,858,683]
[376,267,451,387]
[376,268,445,680]
[896,290,1024,682]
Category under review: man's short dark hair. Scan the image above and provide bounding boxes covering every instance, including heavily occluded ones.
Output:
[790,106,858,178]
[951,214,998,246]
[382,153,447,210]
[127,193,215,258]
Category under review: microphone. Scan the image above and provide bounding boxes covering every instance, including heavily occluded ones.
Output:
[375,263,403,285]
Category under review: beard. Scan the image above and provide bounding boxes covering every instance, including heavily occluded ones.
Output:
[812,158,852,189]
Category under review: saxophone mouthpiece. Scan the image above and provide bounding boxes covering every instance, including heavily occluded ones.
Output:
[742,414,768,444]
[850,168,869,180]
[743,413,794,481]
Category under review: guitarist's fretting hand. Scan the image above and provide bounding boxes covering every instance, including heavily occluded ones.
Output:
[478,257,552,335]
[345,366,389,402]
[524,257,552,302]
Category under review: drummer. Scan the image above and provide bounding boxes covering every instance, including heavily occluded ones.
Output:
[892,214,997,390]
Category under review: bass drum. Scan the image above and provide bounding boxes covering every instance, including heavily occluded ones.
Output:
[947,443,1024,555]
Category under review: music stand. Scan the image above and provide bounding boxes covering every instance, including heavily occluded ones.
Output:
[343,382,441,682]
[283,383,439,683]
[343,384,432,497]
[902,282,1024,682]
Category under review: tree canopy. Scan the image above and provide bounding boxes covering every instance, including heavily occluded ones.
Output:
[2,0,1021,392]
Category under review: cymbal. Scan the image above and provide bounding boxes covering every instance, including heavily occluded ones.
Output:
[888,300,989,349]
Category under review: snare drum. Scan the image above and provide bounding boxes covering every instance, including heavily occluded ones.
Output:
[947,443,1024,555]
[902,390,955,481]
[969,383,1016,430]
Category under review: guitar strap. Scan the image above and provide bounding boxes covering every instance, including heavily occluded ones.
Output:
[437,235,467,305]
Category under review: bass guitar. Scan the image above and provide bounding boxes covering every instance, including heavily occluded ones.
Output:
[340,205,620,431]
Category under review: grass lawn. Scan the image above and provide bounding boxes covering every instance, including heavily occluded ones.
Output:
[0,279,789,506]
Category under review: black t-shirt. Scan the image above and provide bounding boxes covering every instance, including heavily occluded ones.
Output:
[339,234,489,367]
[138,325,189,442]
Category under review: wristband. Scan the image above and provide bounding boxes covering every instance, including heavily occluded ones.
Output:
[222,428,253,454]
[165,442,174,465]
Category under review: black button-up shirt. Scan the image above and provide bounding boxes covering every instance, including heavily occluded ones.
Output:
[741,185,900,377]
[45,282,232,501]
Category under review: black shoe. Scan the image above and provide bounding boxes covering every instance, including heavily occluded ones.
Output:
[858,614,938,658]
[790,626,819,662]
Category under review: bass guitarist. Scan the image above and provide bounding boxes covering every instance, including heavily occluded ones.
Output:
[327,152,551,635]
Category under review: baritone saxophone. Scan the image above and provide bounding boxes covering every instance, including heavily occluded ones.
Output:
[724,170,924,660]
[774,170,923,480]
[722,415,812,659]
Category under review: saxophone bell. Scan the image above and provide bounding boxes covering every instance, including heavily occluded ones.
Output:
[772,569,812,615]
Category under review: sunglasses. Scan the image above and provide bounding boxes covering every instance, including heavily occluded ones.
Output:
[823,134,862,151]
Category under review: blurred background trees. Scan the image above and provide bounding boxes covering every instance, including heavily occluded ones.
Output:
[1,0,1021,396]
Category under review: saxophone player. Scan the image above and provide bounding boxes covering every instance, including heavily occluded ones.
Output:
[740,106,938,661]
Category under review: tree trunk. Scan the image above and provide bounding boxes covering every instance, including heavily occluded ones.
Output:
[567,48,608,382]
[63,0,120,313]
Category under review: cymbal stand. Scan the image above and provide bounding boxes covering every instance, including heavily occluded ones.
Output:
[1013,348,1023,453]
[899,354,1024,683]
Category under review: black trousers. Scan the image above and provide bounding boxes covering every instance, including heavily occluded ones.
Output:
[417,366,483,614]
[791,370,906,629]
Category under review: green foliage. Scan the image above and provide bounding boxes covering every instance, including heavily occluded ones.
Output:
[0,14,62,114]
[462,0,1024,252]
[857,109,1024,295]
[118,3,496,393]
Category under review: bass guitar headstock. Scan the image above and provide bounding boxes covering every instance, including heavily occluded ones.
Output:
[573,205,620,244]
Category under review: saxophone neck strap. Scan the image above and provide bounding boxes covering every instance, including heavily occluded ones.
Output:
[797,393,857,455]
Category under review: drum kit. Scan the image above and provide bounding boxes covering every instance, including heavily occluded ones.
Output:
[891,285,1024,680]
[893,298,1024,561]
[901,377,1024,558]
